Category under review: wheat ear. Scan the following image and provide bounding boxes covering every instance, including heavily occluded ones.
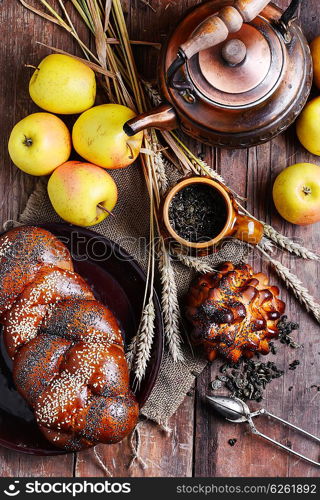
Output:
[130,300,156,385]
[158,240,184,362]
[173,251,216,274]
[258,246,320,323]
[237,204,320,262]
[153,152,168,195]
[189,157,225,184]
[150,130,169,195]
[142,80,162,106]
[125,336,137,371]
[258,236,275,254]
[262,223,320,261]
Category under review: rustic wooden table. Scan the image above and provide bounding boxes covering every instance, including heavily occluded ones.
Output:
[0,0,319,478]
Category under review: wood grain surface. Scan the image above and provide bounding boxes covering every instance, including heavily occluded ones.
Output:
[0,0,319,478]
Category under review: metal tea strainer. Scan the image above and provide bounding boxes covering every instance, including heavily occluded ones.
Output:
[206,395,320,467]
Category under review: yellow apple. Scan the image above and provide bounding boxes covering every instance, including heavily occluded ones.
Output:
[72,104,143,169]
[273,163,320,225]
[48,161,118,226]
[296,97,320,155]
[8,113,71,176]
[29,54,96,114]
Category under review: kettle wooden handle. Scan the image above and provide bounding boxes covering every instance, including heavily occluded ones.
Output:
[180,0,270,60]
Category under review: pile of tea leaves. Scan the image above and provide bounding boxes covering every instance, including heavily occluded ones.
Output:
[210,316,301,402]
[169,184,227,243]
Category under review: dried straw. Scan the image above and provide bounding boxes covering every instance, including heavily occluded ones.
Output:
[36,42,114,77]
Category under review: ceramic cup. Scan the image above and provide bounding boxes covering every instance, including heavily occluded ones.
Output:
[162,176,264,256]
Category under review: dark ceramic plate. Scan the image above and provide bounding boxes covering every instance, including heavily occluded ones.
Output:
[0,224,163,455]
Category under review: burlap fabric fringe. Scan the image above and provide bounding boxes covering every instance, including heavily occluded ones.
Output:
[10,164,247,469]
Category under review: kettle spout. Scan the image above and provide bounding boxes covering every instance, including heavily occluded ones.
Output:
[123,103,178,137]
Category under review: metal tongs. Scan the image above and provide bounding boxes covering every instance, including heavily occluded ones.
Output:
[206,395,320,467]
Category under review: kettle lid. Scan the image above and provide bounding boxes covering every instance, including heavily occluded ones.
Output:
[186,15,285,108]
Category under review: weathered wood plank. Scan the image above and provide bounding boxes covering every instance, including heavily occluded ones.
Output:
[75,394,195,477]
[0,0,90,477]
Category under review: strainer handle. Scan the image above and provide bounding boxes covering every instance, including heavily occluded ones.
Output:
[249,410,320,468]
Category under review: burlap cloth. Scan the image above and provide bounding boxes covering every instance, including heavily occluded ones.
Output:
[15,162,247,426]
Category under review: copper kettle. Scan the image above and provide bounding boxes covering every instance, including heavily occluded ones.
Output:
[124,0,312,149]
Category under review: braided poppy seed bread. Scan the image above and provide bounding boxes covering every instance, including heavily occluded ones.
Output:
[0,226,73,317]
[186,262,286,363]
[0,227,139,451]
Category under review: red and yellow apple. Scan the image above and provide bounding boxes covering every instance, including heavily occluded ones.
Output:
[29,54,96,115]
[48,161,118,226]
[8,112,71,175]
[273,163,320,225]
[72,104,143,169]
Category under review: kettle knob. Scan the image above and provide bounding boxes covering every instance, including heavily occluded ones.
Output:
[180,0,270,60]
[221,39,247,65]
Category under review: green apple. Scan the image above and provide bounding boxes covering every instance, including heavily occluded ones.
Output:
[8,113,71,176]
[29,54,96,114]
[273,163,320,225]
[72,104,143,169]
[48,161,118,226]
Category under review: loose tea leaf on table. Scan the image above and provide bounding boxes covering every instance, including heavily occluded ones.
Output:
[209,316,300,402]
[228,438,237,447]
